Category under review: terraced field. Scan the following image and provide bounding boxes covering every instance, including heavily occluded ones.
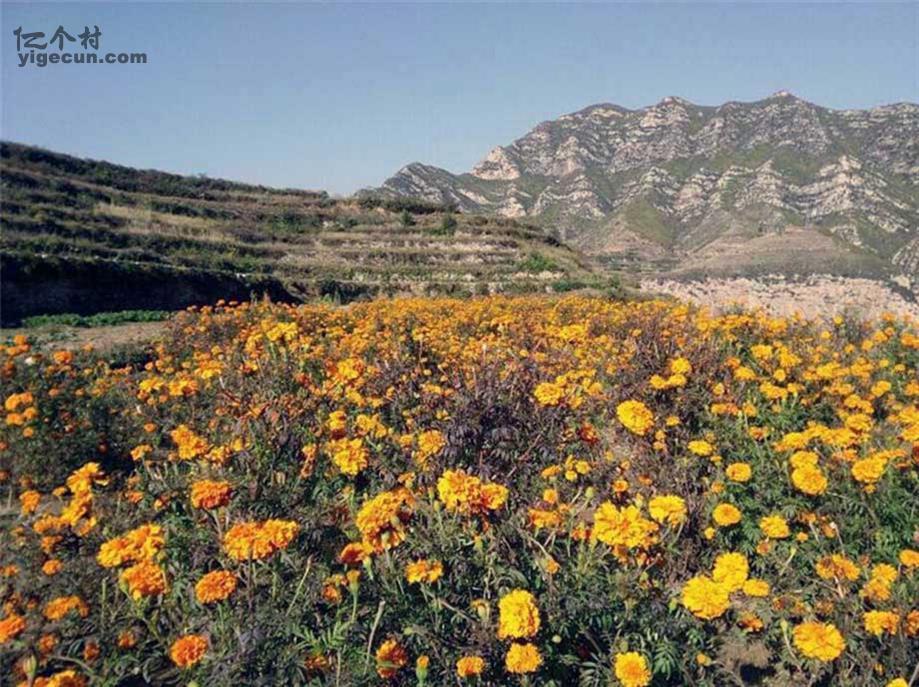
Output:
[0,143,607,325]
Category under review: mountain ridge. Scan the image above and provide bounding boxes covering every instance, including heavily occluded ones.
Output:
[375,92,918,288]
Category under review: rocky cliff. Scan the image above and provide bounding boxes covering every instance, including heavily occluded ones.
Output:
[377,93,918,286]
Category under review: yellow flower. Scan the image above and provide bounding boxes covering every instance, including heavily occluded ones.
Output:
[497,589,540,639]
[195,570,237,604]
[815,554,860,581]
[616,400,654,436]
[169,424,209,460]
[712,503,742,526]
[456,655,485,678]
[687,440,713,457]
[405,559,443,584]
[614,651,651,687]
[682,575,730,620]
[900,549,919,568]
[725,462,752,482]
[791,464,827,495]
[710,552,748,592]
[329,437,369,476]
[647,494,687,526]
[534,382,565,407]
[742,579,770,597]
[437,469,508,516]
[505,642,542,674]
[414,429,446,464]
[593,502,659,550]
[792,621,845,661]
[863,610,899,636]
[759,514,790,539]
[355,487,413,552]
[169,634,208,668]
[851,456,887,484]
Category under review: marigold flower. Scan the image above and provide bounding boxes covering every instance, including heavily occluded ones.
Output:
[647,494,686,526]
[614,651,651,687]
[19,489,40,515]
[405,559,443,584]
[724,462,752,482]
[0,613,26,643]
[792,621,845,661]
[355,488,413,552]
[712,552,749,592]
[863,610,899,636]
[497,589,540,639]
[195,570,237,604]
[616,400,654,436]
[170,634,208,668]
[712,503,742,526]
[594,502,659,550]
[223,519,299,561]
[534,382,565,407]
[456,655,485,678]
[120,560,168,599]
[328,437,369,476]
[505,642,542,674]
[375,638,408,678]
[759,514,790,539]
[900,549,919,568]
[437,469,508,516]
[791,464,827,495]
[815,554,860,582]
[687,440,714,457]
[43,595,89,620]
[682,575,730,620]
[189,479,232,509]
[742,579,770,597]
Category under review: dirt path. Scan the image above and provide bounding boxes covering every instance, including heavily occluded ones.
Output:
[1,320,168,352]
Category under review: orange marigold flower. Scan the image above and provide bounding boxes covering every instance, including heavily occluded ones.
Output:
[190,479,233,509]
[169,634,208,668]
[44,595,89,620]
[195,570,237,604]
[120,560,168,599]
[456,655,486,678]
[222,519,299,561]
[0,613,26,643]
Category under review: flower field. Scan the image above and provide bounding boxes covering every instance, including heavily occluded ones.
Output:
[1,295,917,686]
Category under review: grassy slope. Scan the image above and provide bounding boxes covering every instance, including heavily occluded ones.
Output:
[0,142,610,324]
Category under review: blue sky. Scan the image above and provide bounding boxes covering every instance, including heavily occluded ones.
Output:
[2,2,917,194]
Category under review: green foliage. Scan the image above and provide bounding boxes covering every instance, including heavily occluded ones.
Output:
[21,309,172,329]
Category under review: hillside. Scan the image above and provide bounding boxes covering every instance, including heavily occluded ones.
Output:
[0,142,605,325]
[376,93,918,289]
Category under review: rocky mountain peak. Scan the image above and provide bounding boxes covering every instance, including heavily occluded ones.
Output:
[376,94,918,289]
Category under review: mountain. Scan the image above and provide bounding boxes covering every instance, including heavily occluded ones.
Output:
[0,142,606,325]
[376,93,919,287]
